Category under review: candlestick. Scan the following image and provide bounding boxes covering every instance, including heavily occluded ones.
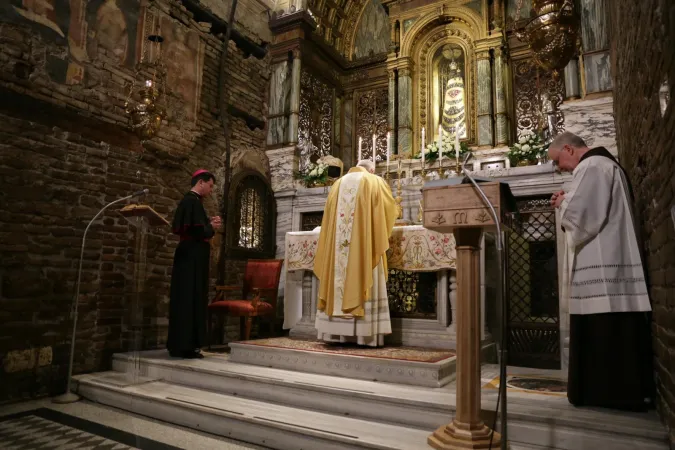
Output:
[437,125,444,178]
[358,136,362,161]
[372,134,377,164]
[455,132,461,174]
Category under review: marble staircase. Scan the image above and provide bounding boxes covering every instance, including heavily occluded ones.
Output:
[74,350,669,450]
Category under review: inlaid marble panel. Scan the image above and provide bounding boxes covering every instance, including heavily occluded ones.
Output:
[267,146,296,192]
[403,18,417,36]
[398,74,412,129]
[583,51,612,93]
[267,62,291,146]
[559,96,617,155]
[579,0,609,52]
[477,59,493,146]
[352,0,390,60]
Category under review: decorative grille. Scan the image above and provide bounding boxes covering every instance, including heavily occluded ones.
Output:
[512,58,565,141]
[387,269,437,319]
[505,197,560,369]
[298,69,334,172]
[232,174,274,256]
[301,212,324,231]
[355,88,389,162]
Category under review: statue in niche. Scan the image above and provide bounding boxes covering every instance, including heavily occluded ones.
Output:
[434,44,467,141]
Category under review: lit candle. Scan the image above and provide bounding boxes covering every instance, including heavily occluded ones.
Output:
[421,127,425,166]
[372,134,377,164]
[386,132,390,168]
[358,136,362,161]
[437,125,443,168]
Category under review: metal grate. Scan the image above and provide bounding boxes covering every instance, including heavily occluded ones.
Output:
[506,197,560,369]
[234,176,270,253]
[301,212,324,231]
[387,269,437,319]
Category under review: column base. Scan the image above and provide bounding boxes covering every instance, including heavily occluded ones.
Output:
[428,420,502,449]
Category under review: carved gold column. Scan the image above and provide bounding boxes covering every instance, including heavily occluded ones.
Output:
[476,49,494,148]
[288,48,302,144]
[397,64,413,155]
[493,46,508,146]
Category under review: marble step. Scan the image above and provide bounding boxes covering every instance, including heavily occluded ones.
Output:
[74,372,431,450]
[227,340,457,388]
[111,351,669,450]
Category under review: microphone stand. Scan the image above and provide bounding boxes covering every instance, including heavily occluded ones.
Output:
[460,155,508,450]
[53,189,148,404]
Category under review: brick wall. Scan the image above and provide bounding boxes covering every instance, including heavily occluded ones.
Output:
[609,0,675,444]
[0,0,270,402]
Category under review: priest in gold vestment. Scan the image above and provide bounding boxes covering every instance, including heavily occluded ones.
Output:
[313,160,398,347]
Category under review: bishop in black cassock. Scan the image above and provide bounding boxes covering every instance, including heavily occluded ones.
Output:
[167,170,221,359]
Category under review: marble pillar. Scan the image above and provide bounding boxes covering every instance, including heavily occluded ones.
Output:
[476,51,494,147]
[579,0,612,94]
[388,70,397,154]
[564,58,581,99]
[397,68,412,155]
[342,92,354,168]
[493,47,508,146]
[267,61,291,146]
[288,49,302,144]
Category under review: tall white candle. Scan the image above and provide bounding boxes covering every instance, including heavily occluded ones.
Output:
[372,134,377,164]
[386,132,390,167]
[455,132,460,162]
[358,136,362,161]
[421,127,425,165]
[437,125,443,167]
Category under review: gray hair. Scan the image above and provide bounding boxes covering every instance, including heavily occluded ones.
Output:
[550,132,587,150]
[356,160,376,172]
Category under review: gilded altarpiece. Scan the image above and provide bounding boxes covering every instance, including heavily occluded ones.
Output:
[298,68,335,171]
[354,88,389,161]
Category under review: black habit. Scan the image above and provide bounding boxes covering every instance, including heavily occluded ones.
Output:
[167,191,214,357]
[566,148,655,411]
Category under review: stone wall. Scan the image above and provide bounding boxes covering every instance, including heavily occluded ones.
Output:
[608,0,675,444]
[0,0,270,402]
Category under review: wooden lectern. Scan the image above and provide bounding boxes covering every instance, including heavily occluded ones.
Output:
[422,180,513,449]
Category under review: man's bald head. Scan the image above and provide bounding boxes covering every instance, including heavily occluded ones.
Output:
[548,132,589,172]
[357,160,376,174]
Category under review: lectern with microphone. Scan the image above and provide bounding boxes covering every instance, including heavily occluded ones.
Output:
[422,160,515,450]
[53,189,169,404]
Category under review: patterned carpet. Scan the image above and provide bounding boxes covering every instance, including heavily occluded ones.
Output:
[484,375,568,396]
[234,337,456,362]
[0,408,181,450]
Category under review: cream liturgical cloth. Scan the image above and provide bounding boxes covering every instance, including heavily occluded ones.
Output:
[282,225,457,331]
[312,167,398,347]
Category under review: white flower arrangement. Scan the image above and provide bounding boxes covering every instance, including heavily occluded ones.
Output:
[294,162,330,187]
[507,130,549,165]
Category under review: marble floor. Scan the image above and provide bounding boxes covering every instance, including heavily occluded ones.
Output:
[0,398,267,450]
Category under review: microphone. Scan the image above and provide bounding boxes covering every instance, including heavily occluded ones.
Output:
[131,188,149,197]
[460,152,508,450]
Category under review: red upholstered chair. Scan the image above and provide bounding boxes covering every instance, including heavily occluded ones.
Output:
[207,259,284,344]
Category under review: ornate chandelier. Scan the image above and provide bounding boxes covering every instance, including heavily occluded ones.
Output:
[124,35,167,141]
[514,0,580,75]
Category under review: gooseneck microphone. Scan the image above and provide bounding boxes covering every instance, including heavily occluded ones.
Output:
[53,188,149,404]
[460,155,508,450]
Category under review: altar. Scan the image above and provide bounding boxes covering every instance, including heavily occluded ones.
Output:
[282,224,493,350]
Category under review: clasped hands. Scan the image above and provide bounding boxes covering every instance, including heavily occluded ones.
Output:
[210,215,223,229]
[550,190,565,208]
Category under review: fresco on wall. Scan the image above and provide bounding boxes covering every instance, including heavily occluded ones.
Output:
[352,0,389,60]
[2,0,141,84]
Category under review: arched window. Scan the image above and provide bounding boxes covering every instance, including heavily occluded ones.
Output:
[227,171,276,258]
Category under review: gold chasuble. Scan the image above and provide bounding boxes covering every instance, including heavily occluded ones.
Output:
[313,166,398,347]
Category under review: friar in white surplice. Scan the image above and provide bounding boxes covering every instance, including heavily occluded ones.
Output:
[312,160,398,347]
[549,132,654,411]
